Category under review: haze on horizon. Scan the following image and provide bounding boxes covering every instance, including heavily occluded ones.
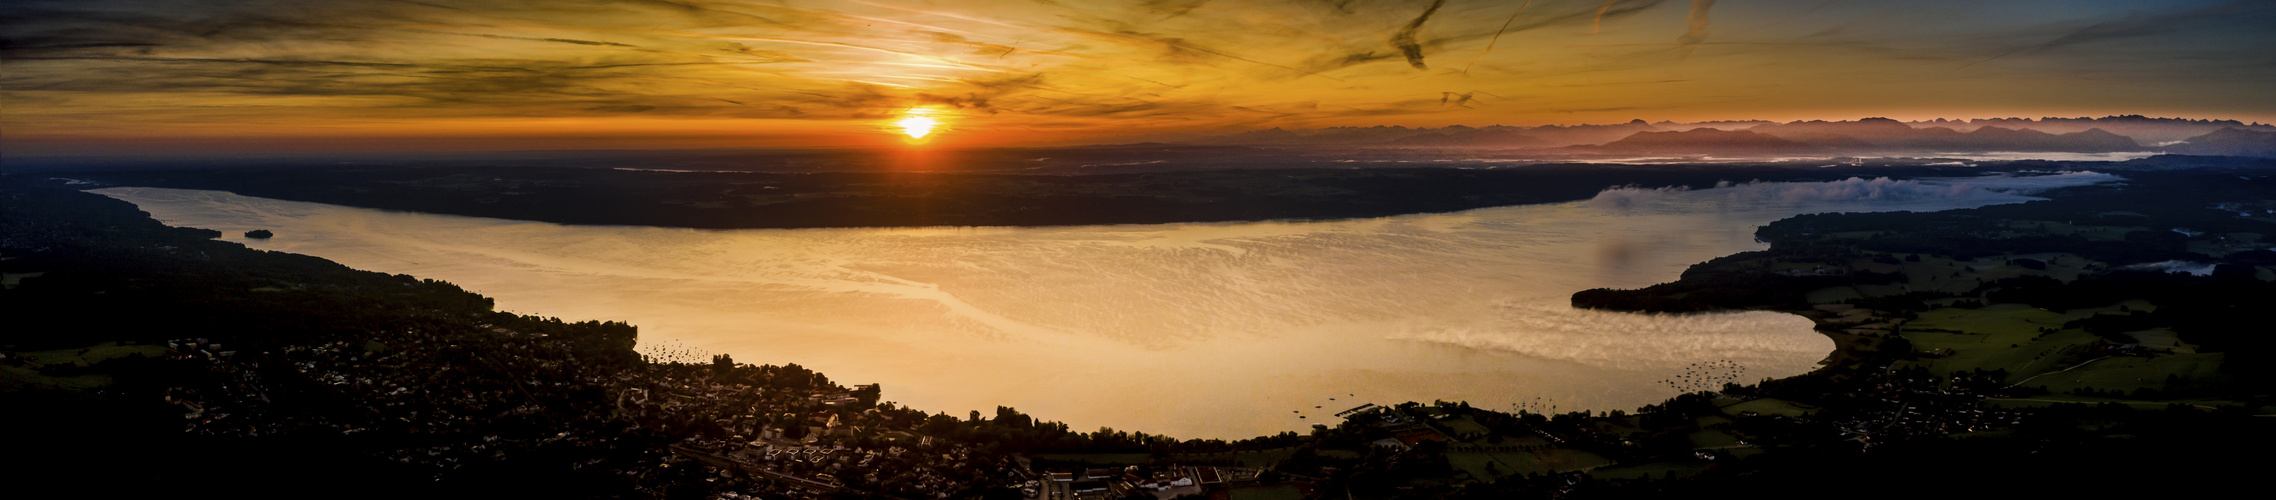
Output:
[5,0,2274,156]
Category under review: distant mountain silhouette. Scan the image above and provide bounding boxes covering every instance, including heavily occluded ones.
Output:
[1745,118,2141,152]
[1748,117,1919,139]
[1493,120,1663,148]
[2164,128,2276,157]
[1184,115,2273,155]
[1396,127,1553,148]
[1652,120,1772,130]
[1935,127,2141,152]
[1573,128,1820,154]
[1913,115,2276,144]
[1191,120,1662,148]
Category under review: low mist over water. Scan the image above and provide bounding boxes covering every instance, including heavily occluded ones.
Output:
[98,171,2116,438]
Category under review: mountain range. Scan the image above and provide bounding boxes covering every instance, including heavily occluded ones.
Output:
[1182,116,2276,157]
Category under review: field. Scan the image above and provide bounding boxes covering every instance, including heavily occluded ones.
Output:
[1225,484,1305,500]
[1446,448,1614,482]
[0,341,169,391]
[68,161,2016,230]
[1030,453,1151,465]
[1717,397,1821,418]
[2008,353,2225,394]
[1437,416,1492,439]
[1172,447,1298,468]
[1899,301,2173,385]
[1587,461,1711,481]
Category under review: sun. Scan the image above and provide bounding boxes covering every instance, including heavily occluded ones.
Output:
[895,109,939,139]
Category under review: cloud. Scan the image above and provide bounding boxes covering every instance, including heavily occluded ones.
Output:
[1590,172,2124,211]
[1963,0,2276,68]
[1391,0,1447,70]
[1462,0,1534,74]
[4,0,2274,150]
[1677,0,1715,47]
[429,31,638,48]
[1723,176,1980,203]
[1590,184,1689,210]
[1139,0,1210,18]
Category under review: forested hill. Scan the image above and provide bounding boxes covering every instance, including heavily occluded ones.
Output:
[11,164,2276,498]
[58,162,2013,229]
[1576,167,2276,393]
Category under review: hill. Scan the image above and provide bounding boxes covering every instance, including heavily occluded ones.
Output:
[1575,128,1821,154]
[2165,128,2276,157]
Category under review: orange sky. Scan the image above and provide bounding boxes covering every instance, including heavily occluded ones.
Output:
[4,0,2272,156]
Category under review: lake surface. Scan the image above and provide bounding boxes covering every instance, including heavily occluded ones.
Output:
[97,171,2117,438]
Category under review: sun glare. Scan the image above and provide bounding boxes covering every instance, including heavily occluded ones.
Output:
[896,110,938,139]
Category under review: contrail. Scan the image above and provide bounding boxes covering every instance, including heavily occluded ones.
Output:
[1594,0,1623,34]
[1678,0,1717,47]
[1462,0,1534,75]
[1393,0,1449,69]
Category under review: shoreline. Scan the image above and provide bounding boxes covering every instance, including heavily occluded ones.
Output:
[85,171,2109,439]
[56,162,2035,231]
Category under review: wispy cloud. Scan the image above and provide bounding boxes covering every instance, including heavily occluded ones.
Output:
[2,0,2272,151]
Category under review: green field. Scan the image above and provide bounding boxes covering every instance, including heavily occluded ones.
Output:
[1903,304,2124,380]
[1225,484,1304,500]
[1438,417,1492,439]
[1031,453,1150,465]
[1805,286,1864,304]
[0,341,169,391]
[1717,398,1820,418]
[1172,447,1296,468]
[1686,430,1742,449]
[2009,353,2226,395]
[1892,298,2217,400]
[1983,395,2238,411]
[1447,448,1614,481]
[1587,461,1710,481]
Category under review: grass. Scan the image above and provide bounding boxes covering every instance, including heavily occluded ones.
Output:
[1438,417,1491,439]
[1446,448,1614,481]
[1686,430,1740,449]
[1445,452,1514,481]
[1226,485,1304,500]
[1,272,47,288]
[2016,353,2226,395]
[1031,453,1150,465]
[1892,254,2095,295]
[1588,461,1709,481]
[1983,395,2241,411]
[1805,286,1863,304]
[1895,298,2217,398]
[1173,447,1296,468]
[1718,398,1819,418]
[2122,328,2191,352]
[1905,304,2106,380]
[0,341,168,391]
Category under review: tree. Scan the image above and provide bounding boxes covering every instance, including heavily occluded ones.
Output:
[853,384,882,405]
[712,354,735,376]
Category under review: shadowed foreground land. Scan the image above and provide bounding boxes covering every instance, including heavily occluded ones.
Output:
[6,162,2276,498]
[62,161,2023,229]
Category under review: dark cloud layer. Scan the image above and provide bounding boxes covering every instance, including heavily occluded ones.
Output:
[2,0,2272,150]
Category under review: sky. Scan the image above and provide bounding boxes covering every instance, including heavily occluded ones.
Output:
[4,0,2274,155]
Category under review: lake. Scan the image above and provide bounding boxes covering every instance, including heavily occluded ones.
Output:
[97,171,2116,438]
